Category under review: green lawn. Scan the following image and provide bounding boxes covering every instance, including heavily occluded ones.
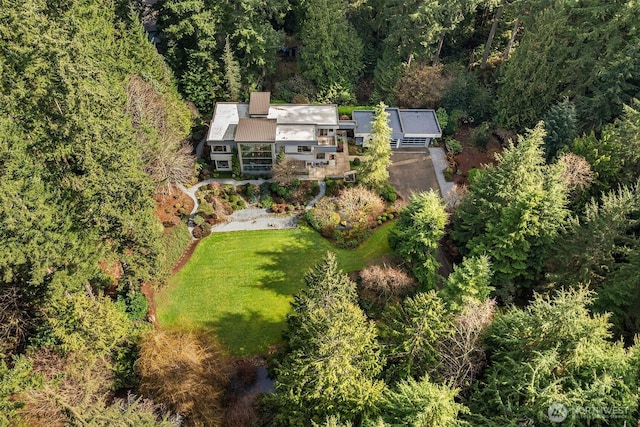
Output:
[155,223,394,356]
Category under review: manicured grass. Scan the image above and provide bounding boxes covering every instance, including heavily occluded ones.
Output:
[155,223,393,356]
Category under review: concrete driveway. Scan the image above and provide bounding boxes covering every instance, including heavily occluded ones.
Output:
[388,148,440,201]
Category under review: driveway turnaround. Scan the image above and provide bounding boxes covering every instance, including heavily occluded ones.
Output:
[388,148,441,200]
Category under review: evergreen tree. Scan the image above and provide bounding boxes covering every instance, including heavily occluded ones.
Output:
[222,36,241,101]
[360,102,393,191]
[548,182,640,341]
[542,98,577,161]
[372,47,403,104]
[389,191,447,288]
[452,124,569,300]
[299,0,364,91]
[272,253,384,425]
[367,375,468,426]
[468,288,640,426]
[0,2,194,422]
[156,0,222,110]
[225,0,287,90]
[440,255,493,312]
[380,291,451,381]
[496,1,640,132]
[569,104,640,202]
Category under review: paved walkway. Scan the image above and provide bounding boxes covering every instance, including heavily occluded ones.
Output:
[428,146,454,198]
[211,208,298,232]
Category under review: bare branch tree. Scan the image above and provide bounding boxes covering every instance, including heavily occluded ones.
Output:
[359,264,416,305]
[557,152,593,193]
[435,299,496,392]
[126,75,195,190]
[271,159,306,185]
[0,285,37,356]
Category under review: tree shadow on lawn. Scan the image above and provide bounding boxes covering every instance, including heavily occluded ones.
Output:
[250,232,330,299]
[205,309,286,356]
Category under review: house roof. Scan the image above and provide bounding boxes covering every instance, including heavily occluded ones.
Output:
[208,103,249,141]
[208,95,339,143]
[249,92,271,116]
[399,110,442,136]
[268,104,338,126]
[276,124,316,142]
[353,109,403,140]
[234,118,277,142]
[353,108,442,138]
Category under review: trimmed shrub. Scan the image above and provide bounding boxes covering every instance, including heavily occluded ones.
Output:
[271,203,288,214]
[306,198,341,237]
[380,184,397,202]
[260,196,274,209]
[445,109,466,136]
[444,167,454,181]
[193,214,205,226]
[333,225,372,249]
[472,122,491,149]
[436,108,449,134]
[445,138,463,154]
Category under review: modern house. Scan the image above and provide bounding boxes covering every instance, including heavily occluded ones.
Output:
[207,92,346,177]
[352,108,442,149]
[207,93,442,177]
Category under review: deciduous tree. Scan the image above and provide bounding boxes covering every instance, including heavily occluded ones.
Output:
[137,330,231,427]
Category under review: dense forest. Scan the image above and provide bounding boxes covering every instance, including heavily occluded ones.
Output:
[1,0,639,426]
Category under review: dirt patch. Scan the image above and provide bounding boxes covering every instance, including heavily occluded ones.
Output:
[451,126,502,185]
[153,185,195,226]
[140,282,159,328]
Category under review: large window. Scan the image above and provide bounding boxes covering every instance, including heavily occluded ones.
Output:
[215,160,230,169]
[213,145,228,152]
[239,143,273,172]
[297,145,312,153]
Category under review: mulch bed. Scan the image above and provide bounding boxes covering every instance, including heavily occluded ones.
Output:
[452,126,502,185]
[171,240,200,275]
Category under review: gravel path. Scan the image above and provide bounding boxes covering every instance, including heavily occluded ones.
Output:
[211,208,298,232]
[180,178,326,235]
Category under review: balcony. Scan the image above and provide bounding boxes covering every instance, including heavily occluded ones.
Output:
[317,136,336,146]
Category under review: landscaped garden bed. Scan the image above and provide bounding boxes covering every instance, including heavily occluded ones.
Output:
[305,185,400,248]
[190,180,320,237]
